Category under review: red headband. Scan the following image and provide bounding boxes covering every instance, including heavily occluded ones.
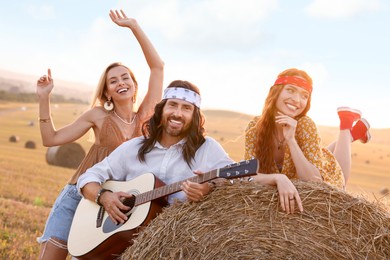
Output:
[274,76,312,93]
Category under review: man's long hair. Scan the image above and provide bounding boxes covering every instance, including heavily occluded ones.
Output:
[254,68,312,173]
[137,80,206,168]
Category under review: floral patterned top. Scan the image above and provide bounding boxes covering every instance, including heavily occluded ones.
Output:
[245,116,344,190]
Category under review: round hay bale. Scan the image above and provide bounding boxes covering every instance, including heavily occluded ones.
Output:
[25,140,36,149]
[380,187,389,196]
[9,135,20,143]
[122,181,390,260]
[46,142,86,169]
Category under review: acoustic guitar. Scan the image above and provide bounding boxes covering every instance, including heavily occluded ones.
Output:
[68,159,258,259]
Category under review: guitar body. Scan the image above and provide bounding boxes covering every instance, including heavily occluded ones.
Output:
[68,159,259,259]
[68,173,167,259]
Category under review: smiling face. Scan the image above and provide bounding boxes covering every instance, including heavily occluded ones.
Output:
[275,84,310,118]
[105,65,136,102]
[161,98,195,140]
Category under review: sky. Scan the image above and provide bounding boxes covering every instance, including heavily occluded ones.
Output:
[1,0,389,128]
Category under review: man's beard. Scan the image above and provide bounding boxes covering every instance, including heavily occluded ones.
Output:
[164,115,189,137]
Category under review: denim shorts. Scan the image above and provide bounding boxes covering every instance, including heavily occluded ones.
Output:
[37,184,82,243]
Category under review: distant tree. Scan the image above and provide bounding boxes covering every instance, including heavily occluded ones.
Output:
[0,90,86,104]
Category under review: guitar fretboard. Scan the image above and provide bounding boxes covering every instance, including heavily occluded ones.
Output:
[134,169,219,206]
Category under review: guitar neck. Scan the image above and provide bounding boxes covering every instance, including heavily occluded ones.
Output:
[134,169,219,206]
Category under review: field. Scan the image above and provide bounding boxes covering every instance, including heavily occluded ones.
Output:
[0,102,389,259]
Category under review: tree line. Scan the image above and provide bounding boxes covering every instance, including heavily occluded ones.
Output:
[0,90,87,104]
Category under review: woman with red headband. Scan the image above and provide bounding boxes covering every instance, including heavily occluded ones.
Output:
[244,68,371,214]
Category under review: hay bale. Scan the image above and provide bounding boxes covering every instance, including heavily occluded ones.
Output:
[24,140,36,149]
[380,188,389,196]
[9,135,20,143]
[46,142,86,169]
[122,181,390,260]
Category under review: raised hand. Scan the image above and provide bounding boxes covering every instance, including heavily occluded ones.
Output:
[109,9,137,29]
[36,68,54,98]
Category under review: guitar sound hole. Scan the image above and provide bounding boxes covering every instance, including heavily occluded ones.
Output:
[121,196,135,214]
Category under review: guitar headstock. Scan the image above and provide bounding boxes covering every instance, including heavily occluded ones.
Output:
[217,159,258,179]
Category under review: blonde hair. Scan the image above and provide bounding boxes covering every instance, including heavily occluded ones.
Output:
[89,62,138,108]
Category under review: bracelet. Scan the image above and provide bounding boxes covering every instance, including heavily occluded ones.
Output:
[38,117,51,123]
[95,188,112,207]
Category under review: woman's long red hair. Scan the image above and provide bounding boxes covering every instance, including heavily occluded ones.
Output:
[253,68,312,173]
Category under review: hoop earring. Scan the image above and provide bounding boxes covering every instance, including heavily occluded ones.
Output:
[104,98,114,111]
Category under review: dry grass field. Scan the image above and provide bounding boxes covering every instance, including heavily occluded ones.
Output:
[0,102,389,259]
